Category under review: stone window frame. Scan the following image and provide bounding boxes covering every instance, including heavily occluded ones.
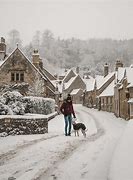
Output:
[11,71,24,82]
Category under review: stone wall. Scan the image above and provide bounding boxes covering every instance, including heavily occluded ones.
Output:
[0,115,48,136]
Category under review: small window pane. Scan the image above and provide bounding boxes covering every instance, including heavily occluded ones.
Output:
[20,73,24,81]
[11,73,15,81]
[16,73,19,81]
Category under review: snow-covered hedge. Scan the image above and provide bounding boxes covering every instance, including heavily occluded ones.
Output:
[0,91,55,115]
[23,96,55,115]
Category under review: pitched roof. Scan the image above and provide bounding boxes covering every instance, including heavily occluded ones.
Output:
[0,47,47,81]
[64,76,77,89]
[99,80,114,97]
[70,89,81,95]
[116,66,133,87]
[96,72,115,90]
[63,69,76,83]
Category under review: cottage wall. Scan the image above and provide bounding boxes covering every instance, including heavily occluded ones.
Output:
[83,90,96,108]
[119,79,129,119]
[71,89,83,104]
[114,85,120,117]
[0,48,47,96]
[100,96,114,112]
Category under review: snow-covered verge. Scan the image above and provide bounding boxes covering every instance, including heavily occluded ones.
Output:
[0,105,127,180]
[108,119,133,180]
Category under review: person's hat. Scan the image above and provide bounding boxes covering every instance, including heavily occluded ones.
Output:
[67,96,71,101]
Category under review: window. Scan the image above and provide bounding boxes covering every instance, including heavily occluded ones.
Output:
[110,97,112,104]
[11,73,15,81]
[11,72,24,82]
[16,73,19,81]
[20,73,24,81]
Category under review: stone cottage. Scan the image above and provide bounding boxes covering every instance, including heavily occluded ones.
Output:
[54,69,86,104]
[114,64,133,119]
[83,63,115,109]
[0,37,56,98]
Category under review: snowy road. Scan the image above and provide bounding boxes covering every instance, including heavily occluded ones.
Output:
[0,105,126,180]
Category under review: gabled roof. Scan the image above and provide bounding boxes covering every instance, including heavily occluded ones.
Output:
[96,72,115,90]
[39,68,55,89]
[64,76,77,89]
[41,67,56,81]
[0,47,47,81]
[116,67,125,82]
[70,89,81,95]
[116,66,133,88]
[99,80,114,97]
[63,69,76,83]
[64,74,85,90]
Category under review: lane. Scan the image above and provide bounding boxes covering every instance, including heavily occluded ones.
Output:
[0,105,126,180]
[0,111,98,180]
[40,105,126,180]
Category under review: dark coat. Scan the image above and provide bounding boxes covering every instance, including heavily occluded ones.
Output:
[60,100,76,117]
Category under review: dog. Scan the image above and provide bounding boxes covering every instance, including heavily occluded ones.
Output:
[72,120,87,137]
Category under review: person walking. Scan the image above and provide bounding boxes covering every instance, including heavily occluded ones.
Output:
[60,94,76,136]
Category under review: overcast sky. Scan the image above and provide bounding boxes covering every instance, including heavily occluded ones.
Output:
[0,0,133,45]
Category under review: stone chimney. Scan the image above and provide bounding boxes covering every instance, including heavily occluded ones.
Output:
[104,63,109,77]
[0,37,6,60]
[76,66,79,74]
[115,59,123,71]
[32,49,43,69]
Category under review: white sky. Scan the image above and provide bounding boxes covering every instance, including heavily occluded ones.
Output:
[0,0,133,45]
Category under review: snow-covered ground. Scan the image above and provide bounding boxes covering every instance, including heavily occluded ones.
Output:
[0,105,130,180]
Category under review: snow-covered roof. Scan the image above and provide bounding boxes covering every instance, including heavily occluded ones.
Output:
[116,66,133,85]
[70,89,81,95]
[118,84,123,90]
[117,67,125,82]
[126,67,133,85]
[0,47,47,81]
[83,76,95,91]
[95,75,104,89]
[99,80,114,97]
[127,83,133,88]
[64,76,77,90]
[63,69,76,83]
[96,72,115,90]
[128,98,133,103]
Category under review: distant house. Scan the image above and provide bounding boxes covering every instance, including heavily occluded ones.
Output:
[83,63,115,109]
[0,37,56,99]
[55,68,86,104]
[98,80,115,112]
[114,64,133,119]
[83,75,96,107]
